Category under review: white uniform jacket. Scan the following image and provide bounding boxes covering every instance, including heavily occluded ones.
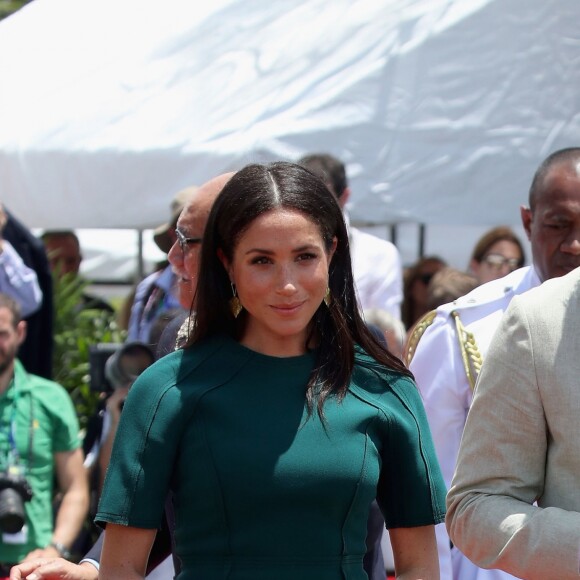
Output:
[409,265,540,580]
[348,224,403,320]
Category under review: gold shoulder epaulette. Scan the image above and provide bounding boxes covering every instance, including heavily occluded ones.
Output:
[404,310,437,367]
[451,310,483,391]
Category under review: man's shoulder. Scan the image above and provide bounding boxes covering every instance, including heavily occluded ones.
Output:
[510,267,580,312]
[407,267,540,367]
[350,226,399,256]
[434,266,539,323]
[15,360,68,394]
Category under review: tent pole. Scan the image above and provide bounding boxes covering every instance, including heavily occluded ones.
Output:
[419,223,426,258]
[136,229,145,282]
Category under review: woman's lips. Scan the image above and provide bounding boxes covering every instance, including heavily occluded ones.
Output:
[270,301,305,314]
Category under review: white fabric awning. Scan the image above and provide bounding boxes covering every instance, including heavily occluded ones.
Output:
[1,0,579,229]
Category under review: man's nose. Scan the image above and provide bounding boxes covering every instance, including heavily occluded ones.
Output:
[561,229,580,254]
[167,241,182,267]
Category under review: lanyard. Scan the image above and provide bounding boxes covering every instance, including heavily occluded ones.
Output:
[3,376,20,466]
[2,377,33,473]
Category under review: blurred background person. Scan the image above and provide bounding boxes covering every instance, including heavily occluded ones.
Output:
[0,206,42,319]
[0,293,87,575]
[401,255,447,330]
[41,230,114,313]
[363,308,406,360]
[468,226,525,285]
[1,206,53,379]
[426,267,479,311]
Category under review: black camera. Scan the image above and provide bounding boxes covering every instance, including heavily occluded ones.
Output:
[89,342,155,393]
[0,468,33,534]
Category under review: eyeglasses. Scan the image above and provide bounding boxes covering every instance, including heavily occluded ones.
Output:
[481,253,521,270]
[175,228,202,252]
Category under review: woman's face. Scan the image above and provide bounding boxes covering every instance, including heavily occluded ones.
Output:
[471,240,522,285]
[220,208,336,357]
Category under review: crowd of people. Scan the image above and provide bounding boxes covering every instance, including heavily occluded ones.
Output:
[1,146,579,580]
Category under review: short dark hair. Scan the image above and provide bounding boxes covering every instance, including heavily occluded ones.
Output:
[192,162,411,416]
[0,293,22,327]
[529,147,580,211]
[297,153,348,198]
[470,226,525,268]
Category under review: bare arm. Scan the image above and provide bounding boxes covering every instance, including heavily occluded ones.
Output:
[24,448,89,561]
[52,448,90,552]
[100,524,156,580]
[389,525,439,580]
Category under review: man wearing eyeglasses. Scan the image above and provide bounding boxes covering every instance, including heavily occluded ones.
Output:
[405,147,580,580]
[126,187,199,344]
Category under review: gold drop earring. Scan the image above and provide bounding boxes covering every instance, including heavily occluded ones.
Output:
[230,282,243,318]
[323,287,331,307]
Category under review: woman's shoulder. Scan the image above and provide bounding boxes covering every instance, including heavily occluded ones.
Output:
[350,347,421,413]
[130,334,251,400]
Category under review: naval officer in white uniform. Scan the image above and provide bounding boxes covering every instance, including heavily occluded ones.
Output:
[406,147,580,580]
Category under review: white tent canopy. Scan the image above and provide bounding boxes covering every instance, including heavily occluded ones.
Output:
[1,0,579,231]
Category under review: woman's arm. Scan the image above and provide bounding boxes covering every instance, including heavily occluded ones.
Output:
[100,524,157,580]
[389,525,439,580]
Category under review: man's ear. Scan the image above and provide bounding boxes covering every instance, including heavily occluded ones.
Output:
[16,321,27,347]
[338,187,351,208]
[520,205,533,241]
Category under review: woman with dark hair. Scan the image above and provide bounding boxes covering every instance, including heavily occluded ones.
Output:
[96,162,445,579]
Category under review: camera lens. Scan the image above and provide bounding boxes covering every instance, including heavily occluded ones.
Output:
[0,487,26,533]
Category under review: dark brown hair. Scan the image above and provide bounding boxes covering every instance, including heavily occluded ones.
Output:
[191,162,412,416]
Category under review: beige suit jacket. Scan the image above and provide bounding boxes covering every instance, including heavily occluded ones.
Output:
[446,267,580,579]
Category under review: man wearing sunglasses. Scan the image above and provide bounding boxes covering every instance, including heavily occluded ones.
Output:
[406,147,580,580]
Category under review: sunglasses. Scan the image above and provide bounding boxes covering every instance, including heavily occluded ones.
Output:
[175,228,202,252]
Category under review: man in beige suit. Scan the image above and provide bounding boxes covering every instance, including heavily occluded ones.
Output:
[446,265,580,579]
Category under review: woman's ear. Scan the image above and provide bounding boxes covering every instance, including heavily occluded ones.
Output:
[217,248,231,278]
[328,237,338,261]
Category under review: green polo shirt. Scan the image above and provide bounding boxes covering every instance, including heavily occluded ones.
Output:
[0,360,80,563]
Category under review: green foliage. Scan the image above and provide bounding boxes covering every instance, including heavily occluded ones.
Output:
[52,273,126,430]
[0,0,31,20]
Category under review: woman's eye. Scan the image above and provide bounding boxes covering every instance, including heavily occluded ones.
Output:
[251,256,271,265]
[297,253,316,261]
